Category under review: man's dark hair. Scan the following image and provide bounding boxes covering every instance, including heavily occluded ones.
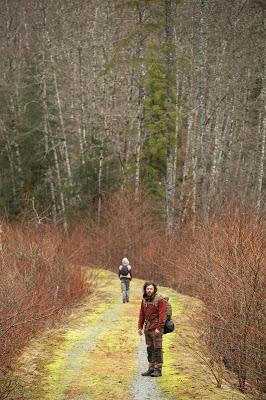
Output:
[143,281,157,294]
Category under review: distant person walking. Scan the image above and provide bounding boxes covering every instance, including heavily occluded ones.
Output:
[118,257,132,303]
[138,282,167,377]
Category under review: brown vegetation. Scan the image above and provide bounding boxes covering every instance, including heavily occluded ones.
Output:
[184,208,266,395]
[0,193,265,398]
[88,193,266,398]
[0,222,90,398]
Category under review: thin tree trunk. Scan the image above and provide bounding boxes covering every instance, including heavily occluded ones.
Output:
[165,0,176,233]
[257,7,266,209]
[42,64,57,225]
[78,46,87,164]
[179,108,194,227]
[41,3,73,191]
[209,109,224,205]
[91,7,99,114]
[198,0,208,222]
[172,34,183,223]
[191,109,199,231]
[135,5,145,200]
[0,120,17,200]
[224,102,235,196]
[39,1,68,230]
[257,115,266,209]
[51,136,68,232]
[52,58,73,185]
[208,41,227,210]
[97,136,104,224]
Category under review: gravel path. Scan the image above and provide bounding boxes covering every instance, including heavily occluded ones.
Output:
[43,302,124,400]
[131,335,167,400]
[62,303,124,391]
[18,274,169,400]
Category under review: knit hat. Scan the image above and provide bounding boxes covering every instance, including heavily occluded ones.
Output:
[122,257,129,265]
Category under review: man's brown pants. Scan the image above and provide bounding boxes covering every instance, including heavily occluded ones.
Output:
[144,329,163,370]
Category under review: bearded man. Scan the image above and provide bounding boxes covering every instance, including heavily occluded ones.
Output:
[138,282,167,377]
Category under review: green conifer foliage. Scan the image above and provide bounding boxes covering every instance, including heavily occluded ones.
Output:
[141,48,176,199]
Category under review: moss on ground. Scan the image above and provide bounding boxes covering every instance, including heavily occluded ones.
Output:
[70,301,140,400]
[15,269,143,400]
[158,288,251,400]
[14,269,252,400]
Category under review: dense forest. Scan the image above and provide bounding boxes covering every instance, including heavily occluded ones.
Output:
[0,0,265,227]
[0,0,265,399]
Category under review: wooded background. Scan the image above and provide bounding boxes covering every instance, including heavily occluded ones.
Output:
[0,1,265,399]
[1,0,265,229]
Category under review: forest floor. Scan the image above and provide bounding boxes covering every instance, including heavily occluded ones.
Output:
[14,269,252,400]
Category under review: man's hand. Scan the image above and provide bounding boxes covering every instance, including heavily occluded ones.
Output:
[138,329,143,336]
[155,328,161,336]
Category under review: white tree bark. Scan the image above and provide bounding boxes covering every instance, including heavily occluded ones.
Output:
[78,46,87,164]
[191,109,199,231]
[198,0,208,222]
[52,58,73,185]
[165,0,176,233]
[257,6,266,209]
[42,64,57,225]
[135,5,146,200]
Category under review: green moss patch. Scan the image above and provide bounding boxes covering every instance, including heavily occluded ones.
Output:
[158,288,251,400]
[70,299,140,400]
[15,269,144,400]
[14,270,252,400]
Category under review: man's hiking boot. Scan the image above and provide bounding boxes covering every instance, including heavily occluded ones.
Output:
[141,369,154,376]
[150,369,162,377]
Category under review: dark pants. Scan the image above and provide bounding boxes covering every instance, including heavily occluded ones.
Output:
[144,329,163,370]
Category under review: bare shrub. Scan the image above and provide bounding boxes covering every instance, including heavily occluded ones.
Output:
[86,191,160,273]
[180,207,266,395]
[86,194,266,397]
[0,222,89,374]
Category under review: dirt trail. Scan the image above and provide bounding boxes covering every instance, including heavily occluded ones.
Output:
[132,335,165,400]
[47,303,124,399]
[15,269,251,400]
[16,270,165,400]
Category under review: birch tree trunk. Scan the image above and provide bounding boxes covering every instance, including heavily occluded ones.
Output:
[72,59,85,166]
[198,0,208,222]
[224,101,235,197]
[5,0,23,194]
[97,4,111,220]
[52,58,73,186]
[257,114,266,209]
[179,107,195,227]
[165,0,176,233]
[208,41,227,210]
[40,3,73,198]
[51,135,68,232]
[42,62,57,225]
[78,46,87,165]
[97,135,104,224]
[257,6,266,209]
[91,7,99,114]
[191,109,199,231]
[135,5,145,200]
[39,2,68,230]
